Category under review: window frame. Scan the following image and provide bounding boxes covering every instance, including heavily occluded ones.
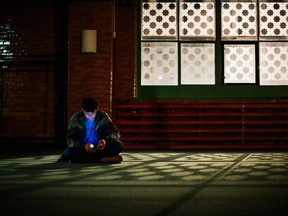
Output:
[136,0,288,99]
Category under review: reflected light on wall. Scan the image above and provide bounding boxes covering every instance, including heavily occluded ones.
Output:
[81,30,97,53]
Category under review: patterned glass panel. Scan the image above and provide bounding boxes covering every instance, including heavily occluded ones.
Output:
[180,0,215,40]
[142,0,177,39]
[181,43,215,85]
[221,1,257,40]
[224,44,256,83]
[259,1,288,40]
[259,42,288,86]
[141,42,178,86]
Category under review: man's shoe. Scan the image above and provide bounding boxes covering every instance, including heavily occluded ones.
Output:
[101,155,123,164]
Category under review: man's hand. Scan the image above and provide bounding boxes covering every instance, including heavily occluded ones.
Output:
[84,143,96,154]
[96,139,106,151]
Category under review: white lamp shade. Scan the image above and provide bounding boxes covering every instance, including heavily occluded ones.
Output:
[81,30,97,53]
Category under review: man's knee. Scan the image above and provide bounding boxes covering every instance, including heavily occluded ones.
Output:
[114,140,124,153]
[102,140,123,156]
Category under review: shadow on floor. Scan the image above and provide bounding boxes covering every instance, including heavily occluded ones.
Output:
[0,148,288,216]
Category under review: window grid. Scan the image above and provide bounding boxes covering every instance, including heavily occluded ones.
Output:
[259,42,288,86]
[140,0,288,88]
[181,43,215,85]
[142,1,177,40]
[224,44,256,84]
[259,1,288,40]
[221,1,257,40]
[141,42,178,86]
[180,1,216,40]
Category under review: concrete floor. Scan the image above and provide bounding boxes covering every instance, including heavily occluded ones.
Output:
[1,148,288,216]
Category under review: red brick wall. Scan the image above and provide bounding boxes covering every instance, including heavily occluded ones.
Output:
[0,5,56,140]
[0,0,137,142]
[68,1,114,117]
[114,3,136,103]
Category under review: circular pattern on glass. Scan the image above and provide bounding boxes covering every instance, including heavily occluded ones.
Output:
[224,45,255,83]
[142,2,177,37]
[180,2,215,38]
[181,44,215,85]
[260,43,288,85]
[222,2,257,38]
[260,2,288,37]
[141,43,177,86]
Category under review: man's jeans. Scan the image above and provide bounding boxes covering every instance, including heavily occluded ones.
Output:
[63,140,123,163]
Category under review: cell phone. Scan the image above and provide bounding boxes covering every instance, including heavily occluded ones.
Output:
[90,144,95,148]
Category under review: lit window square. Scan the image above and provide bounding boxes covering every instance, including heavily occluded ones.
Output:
[179,1,215,40]
[181,43,215,85]
[259,2,288,39]
[260,42,288,86]
[224,44,256,84]
[221,1,257,40]
[141,42,178,86]
[142,1,177,39]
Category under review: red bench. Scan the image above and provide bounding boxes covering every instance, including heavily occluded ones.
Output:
[112,103,288,149]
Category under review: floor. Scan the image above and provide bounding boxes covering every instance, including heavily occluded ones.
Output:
[1,148,288,216]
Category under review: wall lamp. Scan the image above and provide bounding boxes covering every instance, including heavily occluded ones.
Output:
[81,30,97,53]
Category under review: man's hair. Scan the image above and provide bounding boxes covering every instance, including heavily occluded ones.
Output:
[81,97,98,112]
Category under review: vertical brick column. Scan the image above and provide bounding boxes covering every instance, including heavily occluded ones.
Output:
[68,1,113,116]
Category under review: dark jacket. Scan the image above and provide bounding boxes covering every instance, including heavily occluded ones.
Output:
[67,110,121,150]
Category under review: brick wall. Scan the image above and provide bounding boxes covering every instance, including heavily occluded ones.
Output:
[68,1,114,117]
[0,0,137,142]
[0,5,57,140]
[114,3,136,103]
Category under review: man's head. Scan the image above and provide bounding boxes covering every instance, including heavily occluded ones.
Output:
[81,97,98,120]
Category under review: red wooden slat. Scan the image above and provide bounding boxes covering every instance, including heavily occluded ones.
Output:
[113,102,288,149]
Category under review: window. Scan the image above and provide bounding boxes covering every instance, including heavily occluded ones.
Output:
[224,44,256,84]
[138,0,288,98]
[141,42,178,85]
[181,43,215,85]
[221,1,257,40]
[259,42,288,85]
